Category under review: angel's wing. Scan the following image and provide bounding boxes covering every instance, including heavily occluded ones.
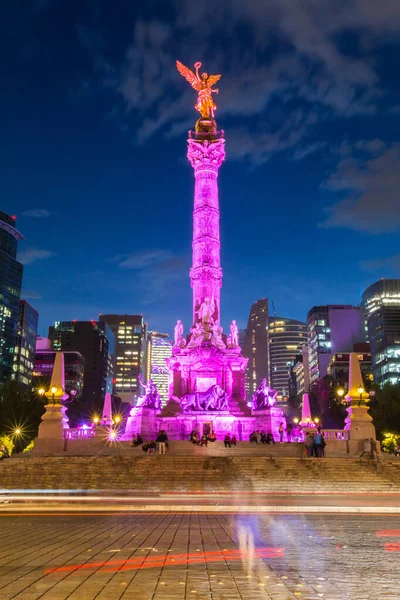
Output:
[176,60,202,91]
[207,74,221,87]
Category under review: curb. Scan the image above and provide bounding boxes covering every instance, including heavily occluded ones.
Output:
[1,503,400,514]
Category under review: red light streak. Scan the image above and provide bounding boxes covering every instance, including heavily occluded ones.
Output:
[384,543,400,552]
[376,529,400,537]
[45,547,284,575]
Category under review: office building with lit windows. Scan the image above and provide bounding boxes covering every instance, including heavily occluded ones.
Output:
[289,345,310,402]
[100,314,147,402]
[268,317,307,398]
[49,321,114,412]
[12,300,38,388]
[362,279,400,385]
[243,299,269,398]
[327,343,372,386]
[0,210,24,384]
[307,305,366,383]
[146,331,173,405]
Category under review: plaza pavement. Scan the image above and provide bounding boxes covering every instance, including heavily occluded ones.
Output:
[0,512,399,599]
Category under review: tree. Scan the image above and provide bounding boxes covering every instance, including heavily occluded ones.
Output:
[308,376,347,428]
[0,381,46,453]
[369,382,400,439]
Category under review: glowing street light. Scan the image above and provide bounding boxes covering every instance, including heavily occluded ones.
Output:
[93,416,100,425]
[51,386,57,405]
[114,415,121,424]
[337,388,345,399]
[357,386,365,406]
[38,388,45,399]
[293,417,299,424]
[14,428,21,435]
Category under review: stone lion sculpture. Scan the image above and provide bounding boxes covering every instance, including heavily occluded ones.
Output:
[180,384,229,412]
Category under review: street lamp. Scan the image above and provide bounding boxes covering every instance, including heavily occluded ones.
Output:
[357,385,364,406]
[337,388,345,400]
[293,417,299,424]
[93,416,100,425]
[14,428,21,435]
[38,388,45,399]
[51,386,57,405]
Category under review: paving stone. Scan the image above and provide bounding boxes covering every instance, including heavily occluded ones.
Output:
[0,513,399,599]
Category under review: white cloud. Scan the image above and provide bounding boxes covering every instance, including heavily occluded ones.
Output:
[21,209,50,218]
[320,143,400,233]
[18,248,56,265]
[111,249,188,303]
[21,289,42,300]
[76,0,400,164]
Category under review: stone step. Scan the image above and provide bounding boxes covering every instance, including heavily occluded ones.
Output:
[1,455,399,493]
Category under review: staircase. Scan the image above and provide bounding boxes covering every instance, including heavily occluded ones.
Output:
[1,455,400,493]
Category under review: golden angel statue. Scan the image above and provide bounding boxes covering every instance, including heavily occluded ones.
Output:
[176,60,221,119]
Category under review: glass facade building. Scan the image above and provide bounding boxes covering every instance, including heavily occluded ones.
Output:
[100,314,147,402]
[268,317,307,398]
[0,211,24,384]
[243,299,269,398]
[146,332,172,405]
[12,300,38,388]
[307,305,366,383]
[362,279,400,385]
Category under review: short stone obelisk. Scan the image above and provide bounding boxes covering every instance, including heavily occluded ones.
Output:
[35,352,69,454]
[101,392,113,426]
[300,393,312,426]
[344,352,376,453]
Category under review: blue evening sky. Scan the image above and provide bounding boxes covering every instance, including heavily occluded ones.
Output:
[1,0,400,337]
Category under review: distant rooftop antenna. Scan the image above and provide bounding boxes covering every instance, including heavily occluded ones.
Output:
[271,301,277,317]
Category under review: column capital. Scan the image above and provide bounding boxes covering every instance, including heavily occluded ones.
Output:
[187,138,226,173]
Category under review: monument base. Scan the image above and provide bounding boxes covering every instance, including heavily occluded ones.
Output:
[122,404,287,443]
[345,404,376,440]
[252,406,287,441]
[34,403,69,455]
[123,406,159,441]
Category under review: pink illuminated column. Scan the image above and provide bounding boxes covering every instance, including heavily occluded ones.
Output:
[187,134,226,324]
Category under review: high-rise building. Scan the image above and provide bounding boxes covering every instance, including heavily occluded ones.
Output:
[243,299,269,398]
[146,331,173,405]
[0,210,24,384]
[327,343,372,386]
[12,300,38,388]
[33,337,85,396]
[100,314,147,402]
[49,321,114,412]
[362,279,400,385]
[289,346,310,403]
[307,305,366,384]
[268,316,307,398]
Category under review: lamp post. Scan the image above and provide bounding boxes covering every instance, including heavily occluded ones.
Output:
[357,385,364,407]
[51,386,58,406]
[38,388,45,400]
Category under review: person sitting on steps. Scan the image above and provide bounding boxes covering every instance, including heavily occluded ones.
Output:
[266,432,275,445]
[224,434,231,448]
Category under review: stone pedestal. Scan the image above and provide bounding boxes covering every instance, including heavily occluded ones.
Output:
[345,404,376,440]
[123,407,159,441]
[34,404,69,454]
[253,407,287,441]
